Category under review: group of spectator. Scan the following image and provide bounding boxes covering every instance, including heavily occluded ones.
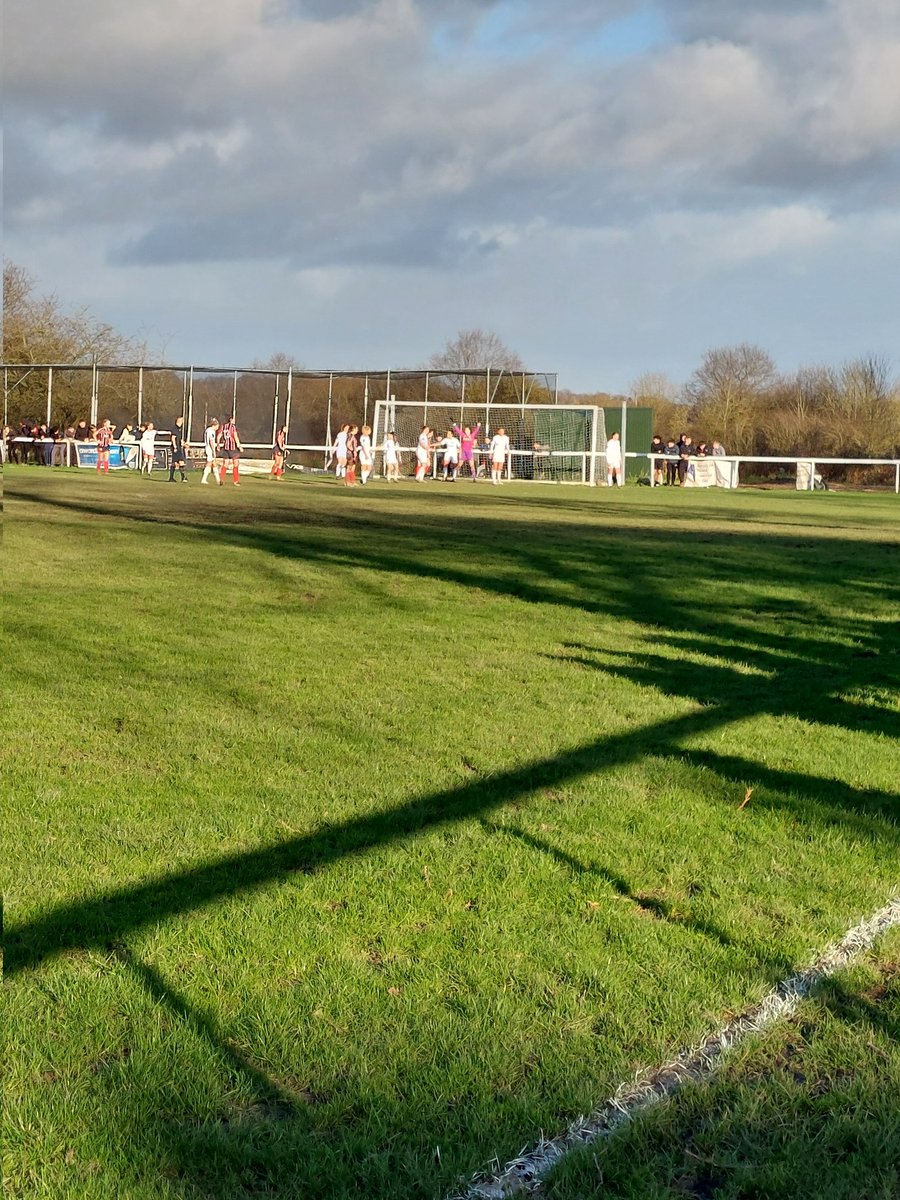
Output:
[1,418,160,469]
[2,420,75,466]
[648,434,727,486]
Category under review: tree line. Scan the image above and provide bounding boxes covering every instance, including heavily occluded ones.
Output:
[4,264,898,458]
[568,344,900,459]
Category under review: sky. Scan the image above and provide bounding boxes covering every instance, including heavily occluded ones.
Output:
[6,0,900,393]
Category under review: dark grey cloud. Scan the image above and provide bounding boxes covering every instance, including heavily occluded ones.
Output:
[6,0,900,282]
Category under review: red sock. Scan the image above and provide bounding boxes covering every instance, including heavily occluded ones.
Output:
[233,464,239,483]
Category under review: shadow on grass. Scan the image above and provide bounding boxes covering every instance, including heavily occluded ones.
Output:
[9,486,898,969]
[7,477,900,1197]
[481,823,790,971]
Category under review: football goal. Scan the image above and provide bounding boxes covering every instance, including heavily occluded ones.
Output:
[372,401,606,484]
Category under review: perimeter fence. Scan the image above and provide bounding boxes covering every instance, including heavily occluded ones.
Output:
[1,363,559,468]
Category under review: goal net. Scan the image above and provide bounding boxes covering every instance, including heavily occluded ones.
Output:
[372,401,605,484]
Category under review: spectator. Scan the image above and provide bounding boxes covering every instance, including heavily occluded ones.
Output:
[677,434,695,485]
[649,434,665,485]
[50,425,66,467]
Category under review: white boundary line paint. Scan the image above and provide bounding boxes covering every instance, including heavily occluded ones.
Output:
[456,895,900,1199]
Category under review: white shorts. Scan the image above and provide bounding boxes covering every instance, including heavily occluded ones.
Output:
[416,448,429,464]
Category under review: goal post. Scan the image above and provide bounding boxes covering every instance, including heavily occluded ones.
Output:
[372,400,605,484]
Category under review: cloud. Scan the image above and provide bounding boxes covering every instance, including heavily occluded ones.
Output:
[9,0,900,279]
[5,0,900,390]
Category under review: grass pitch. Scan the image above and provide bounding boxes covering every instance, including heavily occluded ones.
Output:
[4,468,899,1199]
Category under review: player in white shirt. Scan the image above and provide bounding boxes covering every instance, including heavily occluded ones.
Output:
[383,431,401,481]
[201,419,221,485]
[605,431,623,487]
[489,428,510,485]
[437,430,461,481]
[415,426,433,482]
[358,424,374,485]
[139,423,157,475]
[331,425,349,477]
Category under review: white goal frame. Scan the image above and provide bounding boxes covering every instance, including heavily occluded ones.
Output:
[372,400,606,485]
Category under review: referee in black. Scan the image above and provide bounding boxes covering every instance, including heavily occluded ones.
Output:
[168,415,189,482]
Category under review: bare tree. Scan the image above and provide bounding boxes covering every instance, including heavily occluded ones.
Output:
[251,352,304,372]
[429,329,523,373]
[831,356,899,456]
[3,262,147,366]
[684,344,776,453]
[3,262,150,426]
[630,371,686,437]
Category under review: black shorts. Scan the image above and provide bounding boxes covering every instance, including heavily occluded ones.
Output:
[172,452,186,465]
[221,447,239,459]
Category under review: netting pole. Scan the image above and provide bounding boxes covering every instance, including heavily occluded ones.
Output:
[3,368,7,426]
[372,399,381,461]
[137,367,144,427]
[424,370,430,406]
[285,371,293,446]
[90,360,99,427]
[364,374,369,425]
[232,370,238,421]
[895,462,899,494]
[621,397,628,481]
[46,367,54,428]
[385,369,391,426]
[325,373,333,466]
[589,405,598,487]
[272,374,279,448]
[186,367,194,444]
[485,368,490,439]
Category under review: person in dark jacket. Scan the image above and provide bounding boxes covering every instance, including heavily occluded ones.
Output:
[664,439,679,486]
[649,435,666,485]
[677,434,695,485]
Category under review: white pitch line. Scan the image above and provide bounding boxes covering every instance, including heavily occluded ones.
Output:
[456,894,900,1200]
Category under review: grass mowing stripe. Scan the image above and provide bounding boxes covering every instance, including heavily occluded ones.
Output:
[460,894,900,1199]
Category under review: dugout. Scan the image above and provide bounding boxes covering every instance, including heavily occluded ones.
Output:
[603,406,653,479]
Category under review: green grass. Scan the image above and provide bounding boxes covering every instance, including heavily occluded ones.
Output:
[4,467,899,1199]
[543,933,900,1200]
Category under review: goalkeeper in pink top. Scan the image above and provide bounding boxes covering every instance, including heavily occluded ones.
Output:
[453,422,481,480]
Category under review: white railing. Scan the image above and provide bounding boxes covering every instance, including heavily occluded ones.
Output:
[642,453,900,494]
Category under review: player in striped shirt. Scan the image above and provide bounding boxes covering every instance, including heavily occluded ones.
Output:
[270,426,287,480]
[95,419,115,474]
[219,415,243,486]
